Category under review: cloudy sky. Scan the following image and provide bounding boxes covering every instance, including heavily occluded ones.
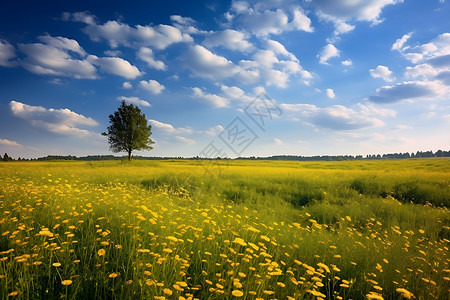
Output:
[0,0,449,158]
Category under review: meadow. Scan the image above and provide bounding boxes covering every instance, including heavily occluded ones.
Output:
[0,159,449,299]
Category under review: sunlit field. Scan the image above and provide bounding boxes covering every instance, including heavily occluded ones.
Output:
[0,159,449,299]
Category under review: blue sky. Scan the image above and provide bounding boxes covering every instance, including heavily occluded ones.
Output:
[0,0,449,158]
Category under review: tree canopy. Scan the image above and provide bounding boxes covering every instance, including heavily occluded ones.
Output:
[102,101,154,161]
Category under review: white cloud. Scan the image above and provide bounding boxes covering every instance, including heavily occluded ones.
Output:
[18,42,97,79]
[318,44,339,64]
[191,87,229,108]
[392,32,413,51]
[341,59,353,66]
[326,88,335,98]
[395,32,450,63]
[313,0,402,25]
[82,19,193,49]
[0,138,22,147]
[104,49,122,56]
[38,35,87,56]
[204,29,254,52]
[184,45,241,79]
[175,136,195,144]
[149,119,193,134]
[140,79,165,95]
[281,102,387,130]
[0,39,17,67]
[273,138,283,145]
[117,96,151,107]
[87,55,142,79]
[9,101,98,137]
[61,11,97,25]
[404,64,440,79]
[312,0,402,38]
[227,4,313,36]
[170,15,202,34]
[370,65,396,82]
[266,39,297,61]
[368,80,448,103]
[220,85,255,104]
[137,47,167,70]
[122,81,132,89]
[220,85,245,99]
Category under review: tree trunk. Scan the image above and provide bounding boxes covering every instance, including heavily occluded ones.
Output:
[128,149,132,161]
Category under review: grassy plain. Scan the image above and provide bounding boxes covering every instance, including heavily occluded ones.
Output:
[0,159,449,299]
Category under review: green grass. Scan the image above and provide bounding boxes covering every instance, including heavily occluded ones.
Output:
[0,159,449,299]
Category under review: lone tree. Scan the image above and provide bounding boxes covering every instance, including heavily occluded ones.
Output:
[103,101,154,161]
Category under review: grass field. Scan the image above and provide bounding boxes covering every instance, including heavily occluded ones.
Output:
[0,159,449,299]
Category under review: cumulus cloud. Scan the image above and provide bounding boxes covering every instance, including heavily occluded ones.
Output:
[122,81,132,89]
[281,102,388,130]
[318,44,339,64]
[9,100,98,137]
[170,15,202,34]
[313,0,401,25]
[140,79,165,95]
[311,0,402,38]
[191,87,229,108]
[149,119,194,134]
[0,39,17,67]
[184,45,241,80]
[392,32,413,51]
[81,19,193,49]
[404,64,440,79]
[175,136,195,144]
[394,32,450,63]
[204,29,254,52]
[137,47,167,70]
[87,55,142,79]
[326,88,335,98]
[38,35,87,56]
[117,96,151,107]
[61,11,97,25]
[370,65,396,82]
[19,44,97,79]
[266,39,297,61]
[368,80,448,103]
[227,3,313,36]
[341,59,353,66]
[0,138,22,147]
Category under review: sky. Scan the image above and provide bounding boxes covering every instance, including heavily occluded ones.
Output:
[0,0,449,159]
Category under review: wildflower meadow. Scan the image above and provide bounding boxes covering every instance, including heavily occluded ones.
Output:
[0,159,449,299]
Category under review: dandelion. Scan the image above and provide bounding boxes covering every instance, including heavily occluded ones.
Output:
[396,288,413,299]
[163,288,173,296]
[109,273,119,278]
[98,249,106,256]
[232,290,244,297]
[61,280,72,286]
[233,237,247,247]
[52,262,61,267]
[177,281,188,287]
[8,291,19,296]
[366,292,384,300]
[263,290,275,295]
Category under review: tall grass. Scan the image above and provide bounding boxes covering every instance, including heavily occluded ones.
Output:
[0,159,449,299]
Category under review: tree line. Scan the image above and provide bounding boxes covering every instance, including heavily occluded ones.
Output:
[2,150,450,162]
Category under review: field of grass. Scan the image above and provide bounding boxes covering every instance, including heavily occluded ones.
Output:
[0,159,449,299]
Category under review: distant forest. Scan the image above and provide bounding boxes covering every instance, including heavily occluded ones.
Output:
[2,150,450,162]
